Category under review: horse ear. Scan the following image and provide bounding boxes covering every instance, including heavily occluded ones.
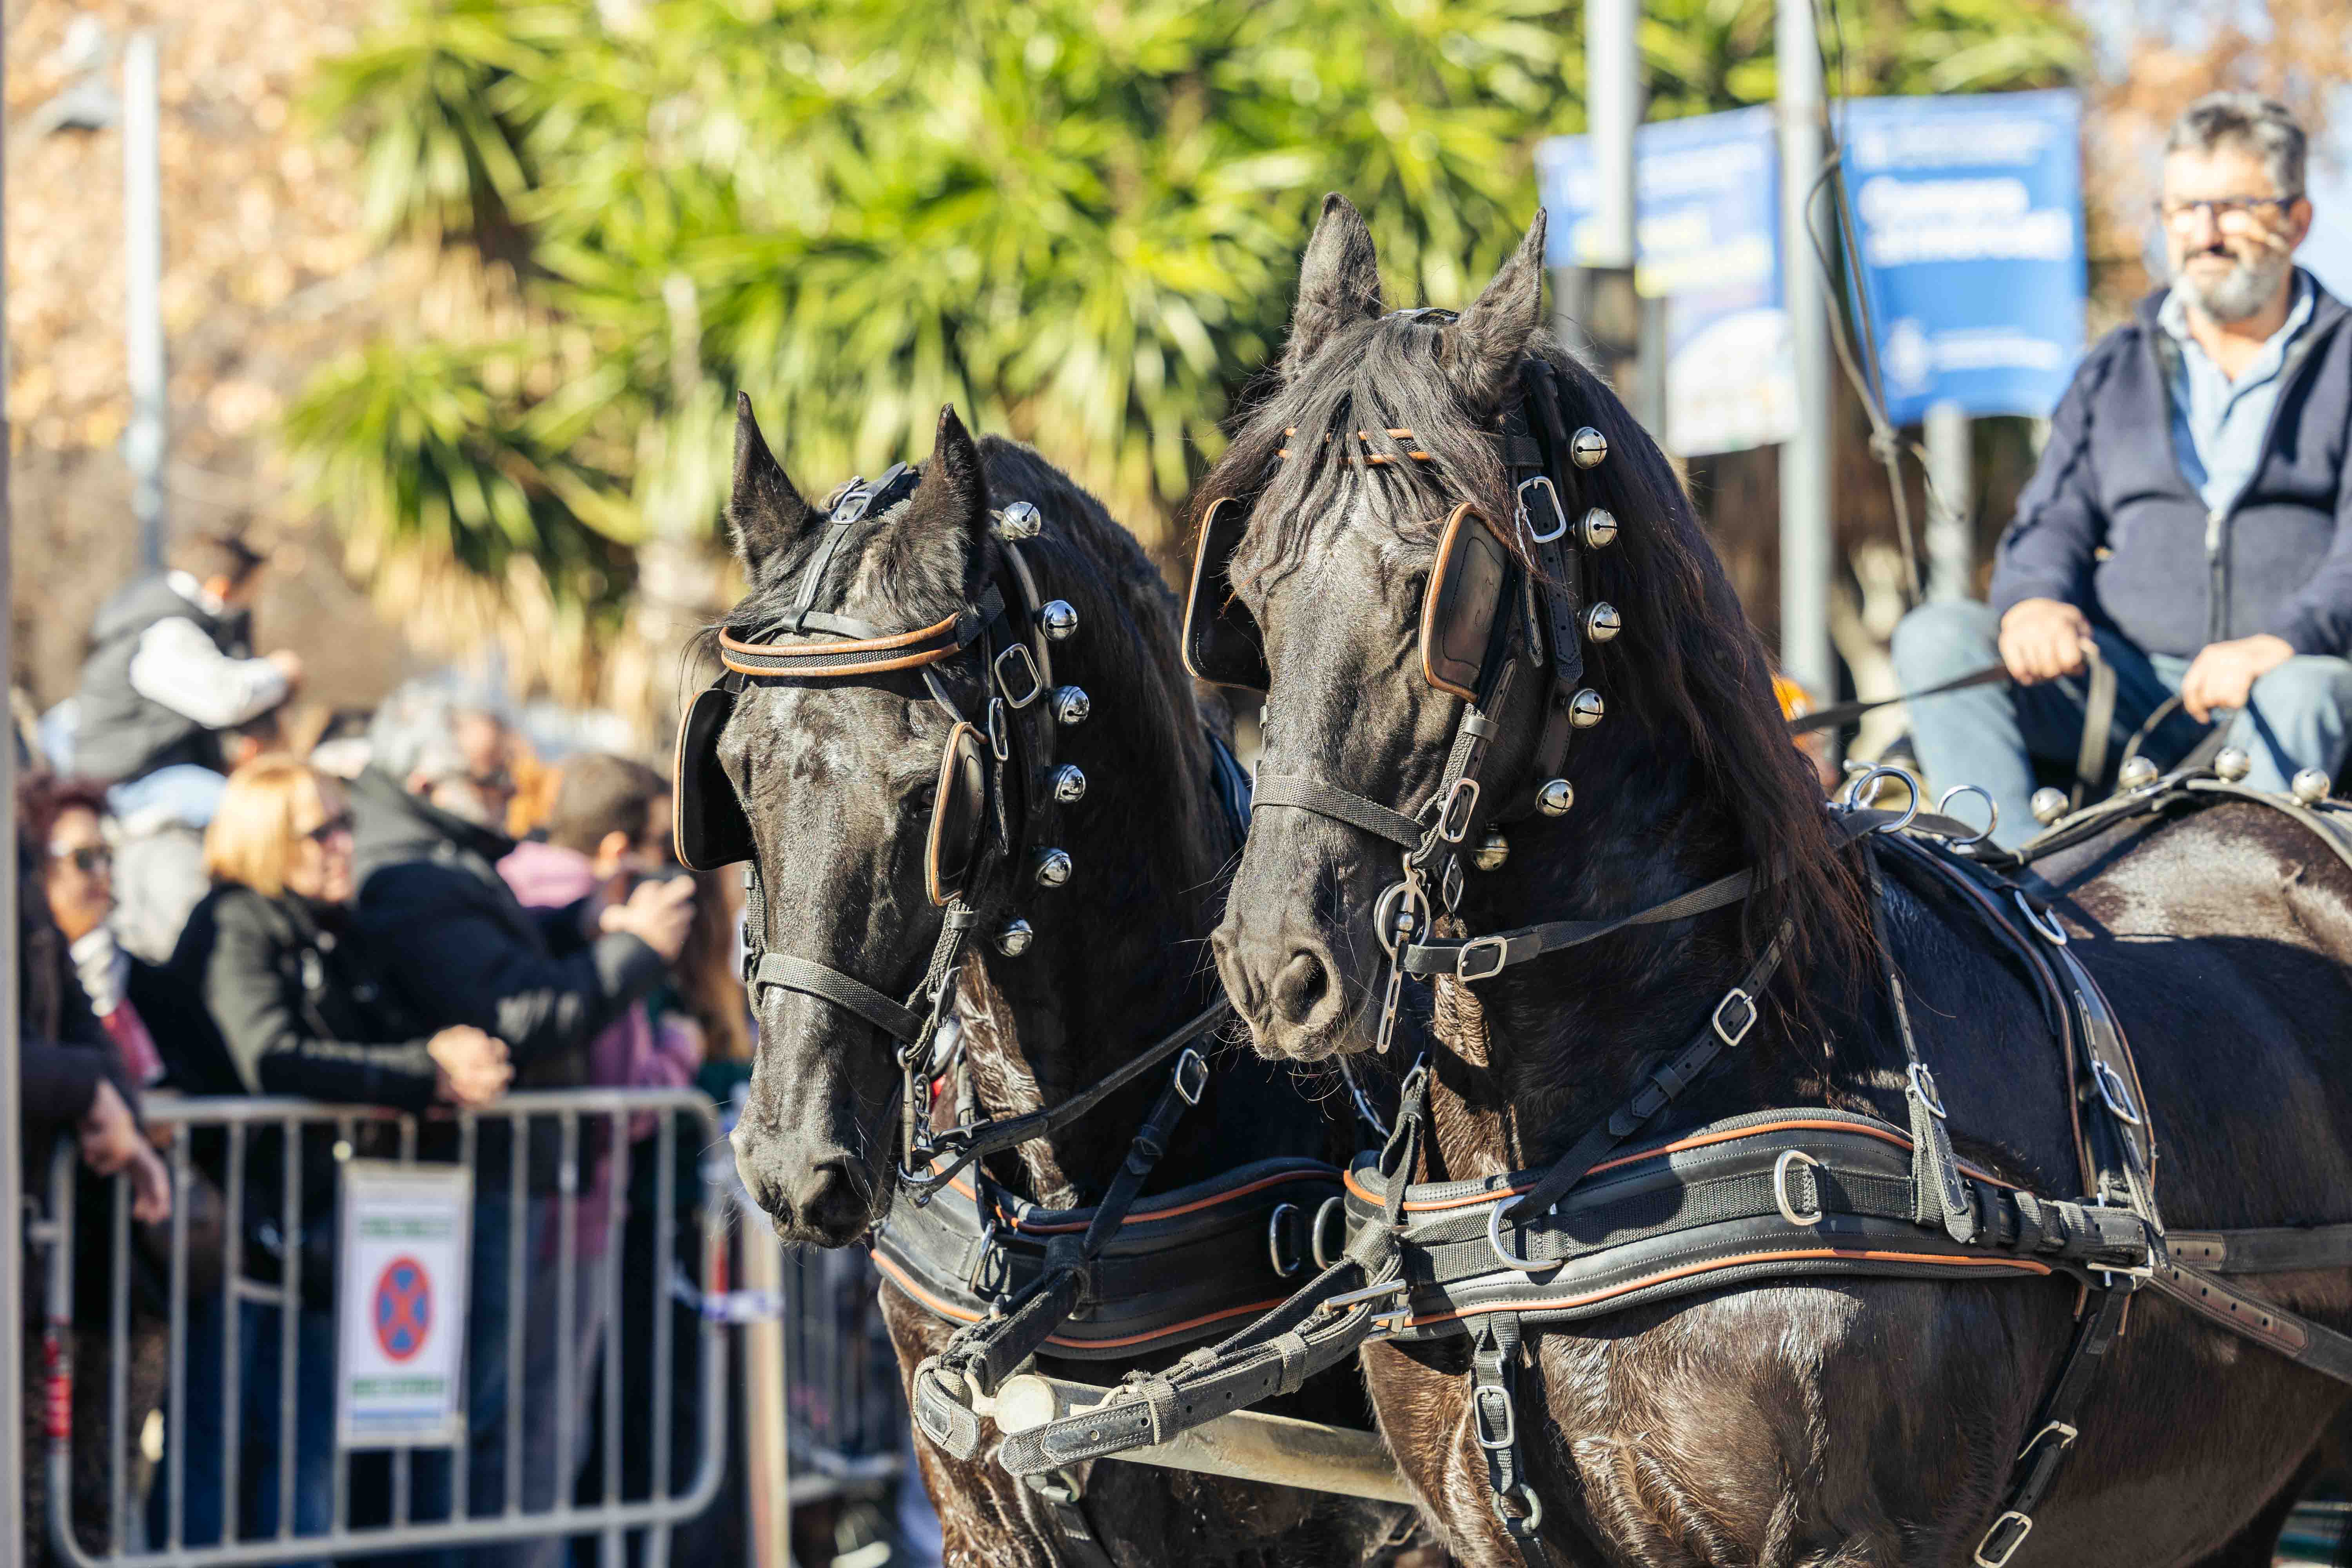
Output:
[910,405,990,543]
[1276,193,1385,381]
[882,405,992,604]
[1446,211,1548,412]
[728,392,815,573]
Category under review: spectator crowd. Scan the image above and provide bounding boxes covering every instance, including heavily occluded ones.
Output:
[17,532,754,1567]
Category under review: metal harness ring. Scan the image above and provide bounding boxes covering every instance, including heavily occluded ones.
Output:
[1839,764,1922,832]
[1933,784,1999,849]
[1486,1197,1555,1274]
[1772,1149,1826,1227]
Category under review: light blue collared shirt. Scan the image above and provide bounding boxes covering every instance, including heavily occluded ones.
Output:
[2158,269,2316,514]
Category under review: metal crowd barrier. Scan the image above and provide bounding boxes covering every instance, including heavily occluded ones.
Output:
[34,1089,730,1568]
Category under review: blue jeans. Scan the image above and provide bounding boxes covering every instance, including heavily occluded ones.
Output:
[1891,600,2352,850]
[157,1295,335,1564]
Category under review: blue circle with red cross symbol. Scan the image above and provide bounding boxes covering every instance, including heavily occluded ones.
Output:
[373,1256,432,1362]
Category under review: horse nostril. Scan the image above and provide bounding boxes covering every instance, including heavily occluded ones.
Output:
[1272,948,1332,1030]
[794,1158,868,1245]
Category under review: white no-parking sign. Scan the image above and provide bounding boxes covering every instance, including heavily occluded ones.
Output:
[336,1161,472,1448]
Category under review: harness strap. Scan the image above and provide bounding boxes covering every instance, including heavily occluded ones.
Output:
[911,1046,1210,1460]
[1971,1286,2129,1568]
[750,952,927,1043]
[904,1002,1230,1199]
[1250,772,1425,849]
[1401,867,1759,979]
[1499,927,1789,1227]
[995,1068,1432,1479]
[2071,648,2118,810]
[1017,1467,1116,1568]
[1859,847,1979,1245]
[1472,1312,1551,1564]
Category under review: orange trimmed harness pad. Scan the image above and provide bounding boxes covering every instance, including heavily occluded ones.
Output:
[874,1155,1346,1361]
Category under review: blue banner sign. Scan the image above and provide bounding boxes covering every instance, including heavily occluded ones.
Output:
[1838,89,2085,424]
[1537,106,1794,458]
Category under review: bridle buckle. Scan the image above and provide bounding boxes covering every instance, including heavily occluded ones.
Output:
[1772,1149,1826,1227]
[1436,777,1481,843]
[1173,1047,1210,1106]
[1515,475,1568,545]
[993,642,1044,708]
[1455,936,1509,983]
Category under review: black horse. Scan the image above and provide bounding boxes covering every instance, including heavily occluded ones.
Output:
[710,399,1423,1567]
[1205,196,2352,1566]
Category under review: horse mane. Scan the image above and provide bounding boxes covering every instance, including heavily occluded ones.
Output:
[1194,313,1873,1007]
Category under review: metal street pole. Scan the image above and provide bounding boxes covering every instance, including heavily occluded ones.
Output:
[1924,401,1976,602]
[1550,0,1663,432]
[1777,0,1836,711]
[0,16,23,1566]
[124,33,167,571]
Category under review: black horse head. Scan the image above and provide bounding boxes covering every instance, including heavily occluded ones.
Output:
[1206,195,1861,1065]
[711,396,1236,1245]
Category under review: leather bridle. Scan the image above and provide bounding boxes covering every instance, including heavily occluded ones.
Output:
[1187,354,1622,1047]
[677,463,1107,1195]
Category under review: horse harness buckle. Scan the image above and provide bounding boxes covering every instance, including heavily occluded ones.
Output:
[1515,474,1568,545]
[1456,935,1510,983]
[1712,986,1759,1047]
[1173,1047,1210,1107]
[1974,1511,2034,1568]
[993,641,1045,708]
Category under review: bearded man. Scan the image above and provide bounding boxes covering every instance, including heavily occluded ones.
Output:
[1892,92,2352,848]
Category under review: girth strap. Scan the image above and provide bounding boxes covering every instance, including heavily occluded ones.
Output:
[1472,1312,1551,1564]
[750,951,927,1043]
[1972,1287,2129,1568]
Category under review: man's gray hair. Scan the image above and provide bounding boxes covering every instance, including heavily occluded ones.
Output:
[2167,91,2307,198]
[367,682,470,788]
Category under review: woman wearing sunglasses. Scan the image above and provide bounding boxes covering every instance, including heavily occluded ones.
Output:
[160,755,514,1559]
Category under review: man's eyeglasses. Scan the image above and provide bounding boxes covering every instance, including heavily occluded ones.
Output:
[49,845,110,875]
[2157,194,2300,232]
[304,812,357,845]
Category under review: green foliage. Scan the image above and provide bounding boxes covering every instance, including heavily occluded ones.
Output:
[287,0,2089,641]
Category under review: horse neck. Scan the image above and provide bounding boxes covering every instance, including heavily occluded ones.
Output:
[959,546,1240,1209]
[1424,703,1822,1184]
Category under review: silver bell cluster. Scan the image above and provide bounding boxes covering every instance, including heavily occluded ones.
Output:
[2030,787,2069,826]
[1583,603,1622,644]
[995,918,1034,957]
[1472,831,1510,872]
[1568,689,1605,729]
[1040,601,1080,641]
[1535,778,1575,817]
[1050,764,1087,804]
[2117,756,2159,791]
[1033,848,1074,888]
[994,501,1042,540]
[1050,686,1090,726]
[2214,747,2253,783]
[1577,508,1618,549]
[2293,767,2332,805]
[1570,427,1608,469]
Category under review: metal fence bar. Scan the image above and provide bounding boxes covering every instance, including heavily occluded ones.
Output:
[164,1133,189,1553]
[220,1124,244,1553]
[38,1089,733,1568]
[554,1111,579,1532]
[274,1116,297,1545]
[645,1114,677,1568]
[107,1152,131,1556]
[503,1112,526,1522]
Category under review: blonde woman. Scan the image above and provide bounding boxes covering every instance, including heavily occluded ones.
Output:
[159,755,510,1555]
